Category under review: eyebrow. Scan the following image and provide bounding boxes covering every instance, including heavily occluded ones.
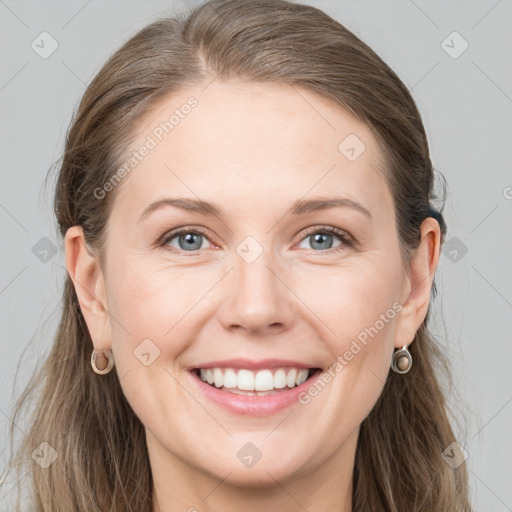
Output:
[290,197,372,219]
[138,195,372,222]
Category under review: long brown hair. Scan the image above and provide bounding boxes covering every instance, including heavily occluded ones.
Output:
[6,0,474,510]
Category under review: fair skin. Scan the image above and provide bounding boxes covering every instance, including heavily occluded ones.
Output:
[65,81,440,512]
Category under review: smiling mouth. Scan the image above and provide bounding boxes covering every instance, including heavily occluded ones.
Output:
[191,367,322,396]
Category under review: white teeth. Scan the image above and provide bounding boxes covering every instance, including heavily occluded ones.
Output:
[296,369,309,386]
[213,368,223,388]
[286,368,297,388]
[254,369,274,391]
[196,367,312,392]
[223,368,237,388]
[274,369,287,388]
[237,369,255,391]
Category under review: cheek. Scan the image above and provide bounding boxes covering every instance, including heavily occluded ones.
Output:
[107,256,204,335]
[296,263,403,404]
[105,256,219,382]
[295,261,401,346]
[104,260,197,416]
[103,261,173,375]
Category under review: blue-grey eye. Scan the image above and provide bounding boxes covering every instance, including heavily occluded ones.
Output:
[309,232,336,250]
[165,231,209,251]
[297,228,346,251]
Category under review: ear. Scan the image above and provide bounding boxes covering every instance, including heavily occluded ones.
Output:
[64,226,111,352]
[394,217,441,349]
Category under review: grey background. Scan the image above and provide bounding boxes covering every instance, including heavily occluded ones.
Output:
[1,0,511,510]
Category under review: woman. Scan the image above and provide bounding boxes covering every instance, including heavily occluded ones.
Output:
[6,0,474,510]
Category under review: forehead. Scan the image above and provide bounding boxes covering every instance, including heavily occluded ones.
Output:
[112,80,391,222]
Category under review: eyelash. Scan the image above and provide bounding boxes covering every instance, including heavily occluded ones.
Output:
[158,225,354,256]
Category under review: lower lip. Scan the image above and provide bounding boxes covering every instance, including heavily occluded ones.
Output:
[188,369,323,416]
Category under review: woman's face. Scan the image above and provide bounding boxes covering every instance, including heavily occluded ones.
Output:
[69,80,439,493]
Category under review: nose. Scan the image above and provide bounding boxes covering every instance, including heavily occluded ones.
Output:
[216,246,297,336]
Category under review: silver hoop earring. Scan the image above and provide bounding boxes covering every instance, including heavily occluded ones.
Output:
[391,344,412,374]
[91,349,115,375]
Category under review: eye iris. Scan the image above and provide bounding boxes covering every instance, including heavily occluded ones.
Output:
[310,232,333,250]
[179,232,202,250]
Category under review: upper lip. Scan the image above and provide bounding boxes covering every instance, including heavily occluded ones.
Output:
[189,359,321,371]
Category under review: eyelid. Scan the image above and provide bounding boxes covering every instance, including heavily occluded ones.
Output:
[159,225,216,253]
[298,225,353,244]
[159,224,355,255]
[295,225,354,253]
